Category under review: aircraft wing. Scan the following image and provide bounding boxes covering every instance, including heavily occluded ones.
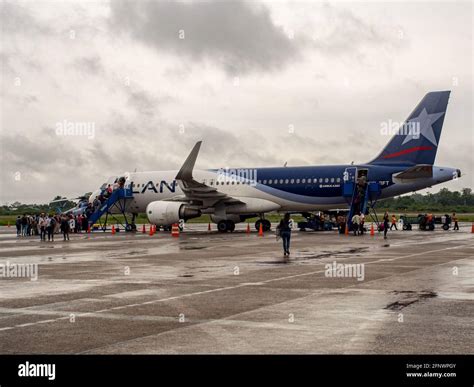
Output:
[173,141,244,208]
[393,164,433,180]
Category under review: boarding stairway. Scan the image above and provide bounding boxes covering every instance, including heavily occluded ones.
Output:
[87,187,134,231]
[343,167,381,230]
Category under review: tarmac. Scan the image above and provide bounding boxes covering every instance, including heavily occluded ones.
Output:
[0,222,472,354]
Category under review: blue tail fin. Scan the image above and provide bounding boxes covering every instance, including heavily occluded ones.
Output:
[369,91,450,165]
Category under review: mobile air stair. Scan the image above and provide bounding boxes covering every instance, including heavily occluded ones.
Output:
[343,167,381,231]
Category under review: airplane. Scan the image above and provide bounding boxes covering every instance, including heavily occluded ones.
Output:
[50,194,91,216]
[88,90,460,232]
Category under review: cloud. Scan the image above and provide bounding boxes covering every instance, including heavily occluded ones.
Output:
[109,0,302,75]
[0,1,51,36]
[73,56,104,76]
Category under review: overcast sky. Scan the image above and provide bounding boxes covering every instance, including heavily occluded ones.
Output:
[1,0,472,204]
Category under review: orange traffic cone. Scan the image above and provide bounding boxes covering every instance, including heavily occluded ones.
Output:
[171,223,180,237]
[370,223,375,236]
[258,223,264,237]
[87,225,91,233]
[149,225,154,236]
[471,223,474,233]
[111,225,116,235]
[246,223,251,234]
[345,223,349,236]
[142,224,146,233]
[208,222,211,231]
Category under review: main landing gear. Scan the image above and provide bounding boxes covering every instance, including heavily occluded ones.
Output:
[217,220,236,233]
[255,219,271,232]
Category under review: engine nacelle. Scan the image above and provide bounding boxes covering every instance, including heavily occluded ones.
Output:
[146,201,201,225]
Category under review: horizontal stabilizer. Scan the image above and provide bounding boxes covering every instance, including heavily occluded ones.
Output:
[393,164,433,180]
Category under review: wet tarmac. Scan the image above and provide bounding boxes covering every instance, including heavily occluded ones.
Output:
[0,223,472,354]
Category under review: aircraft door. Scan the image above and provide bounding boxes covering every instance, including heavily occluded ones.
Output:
[343,167,357,197]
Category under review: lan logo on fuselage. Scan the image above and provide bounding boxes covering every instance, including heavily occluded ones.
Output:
[133,180,176,194]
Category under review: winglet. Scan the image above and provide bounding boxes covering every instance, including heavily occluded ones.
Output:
[176,141,202,181]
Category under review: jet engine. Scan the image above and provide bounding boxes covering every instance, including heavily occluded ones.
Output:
[146,201,201,225]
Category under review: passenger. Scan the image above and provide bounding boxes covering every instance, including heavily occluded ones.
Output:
[21,214,28,237]
[351,213,360,235]
[390,214,398,230]
[118,177,126,188]
[277,213,292,257]
[76,214,82,234]
[54,215,61,235]
[82,214,89,231]
[46,215,54,241]
[15,216,21,237]
[383,212,390,239]
[26,215,31,236]
[452,212,459,231]
[38,213,46,241]
[359,212,365,235]
[103,185,111,199]
[93,196,100,211]
[30,216,38,236]
[60,215,70,241]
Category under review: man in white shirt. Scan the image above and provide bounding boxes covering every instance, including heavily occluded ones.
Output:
[351,213,361,236]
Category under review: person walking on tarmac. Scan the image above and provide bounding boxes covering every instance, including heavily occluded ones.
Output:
[390,214,398,230]
[383,212,390,239]
[277,213,292,257]
[452,212,459,231]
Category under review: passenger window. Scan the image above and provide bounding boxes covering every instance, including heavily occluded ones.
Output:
[302,178,306,183]
[296,179,300,184]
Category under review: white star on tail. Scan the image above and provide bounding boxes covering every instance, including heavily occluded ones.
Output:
[402,108,444,146]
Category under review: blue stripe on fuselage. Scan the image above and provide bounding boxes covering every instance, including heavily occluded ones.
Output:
[210,164,409,203]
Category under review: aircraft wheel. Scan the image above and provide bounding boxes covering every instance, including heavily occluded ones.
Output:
[217,220,228,233]
[255,220,262,232]
[226,220,235,232]
[262,219,271,231]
